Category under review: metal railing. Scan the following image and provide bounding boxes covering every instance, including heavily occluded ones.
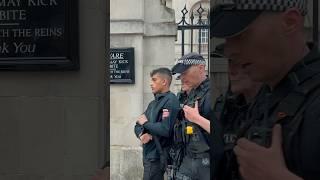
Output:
[177,4,210,57]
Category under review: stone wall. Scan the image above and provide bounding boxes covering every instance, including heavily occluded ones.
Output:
[0,0,107,179]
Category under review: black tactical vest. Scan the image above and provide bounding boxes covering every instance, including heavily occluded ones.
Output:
[240,46,320,179]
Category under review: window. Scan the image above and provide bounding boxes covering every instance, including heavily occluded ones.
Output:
[199,19,208,44]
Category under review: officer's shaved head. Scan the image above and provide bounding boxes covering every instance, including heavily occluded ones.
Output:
[224,9,308,87]
[150,67,172,86]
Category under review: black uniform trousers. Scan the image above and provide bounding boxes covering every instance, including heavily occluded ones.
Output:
[175,153,210,180]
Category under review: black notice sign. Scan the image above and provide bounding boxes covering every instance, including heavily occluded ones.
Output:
[0,0,79,70]
[110,48,135,84]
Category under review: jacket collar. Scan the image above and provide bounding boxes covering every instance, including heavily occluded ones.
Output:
[154,91,170,101]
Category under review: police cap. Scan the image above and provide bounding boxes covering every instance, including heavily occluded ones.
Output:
[211,0,307,38]
[172,52,206,75]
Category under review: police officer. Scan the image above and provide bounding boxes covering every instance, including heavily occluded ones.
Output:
[212,0,320,179]
[212,44,263,180]
[165,76,193,180]
[171,52,212,180]
[134,67,180,180]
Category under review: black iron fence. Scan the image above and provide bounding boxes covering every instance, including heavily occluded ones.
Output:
[177,4,210,57]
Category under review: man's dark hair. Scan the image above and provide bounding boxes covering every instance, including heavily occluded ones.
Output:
[150,67,173,86]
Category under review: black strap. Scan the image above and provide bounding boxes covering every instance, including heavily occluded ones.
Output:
[154,136,164,155]
[149,95,172,171]
[149,95,171,154]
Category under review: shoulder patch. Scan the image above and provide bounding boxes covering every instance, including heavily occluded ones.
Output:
[162,109,170,119]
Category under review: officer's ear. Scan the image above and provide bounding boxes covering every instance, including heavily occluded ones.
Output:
[281,8,304,35]
[198,64,206,73]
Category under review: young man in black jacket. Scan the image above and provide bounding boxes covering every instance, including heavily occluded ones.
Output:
[134,67,180,180]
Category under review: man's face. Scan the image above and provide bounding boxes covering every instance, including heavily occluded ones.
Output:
[180,65,203,89]
[228,60,261,94]
[224,12,286,83]
[181,81,192,93]
[150,73,166,94]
